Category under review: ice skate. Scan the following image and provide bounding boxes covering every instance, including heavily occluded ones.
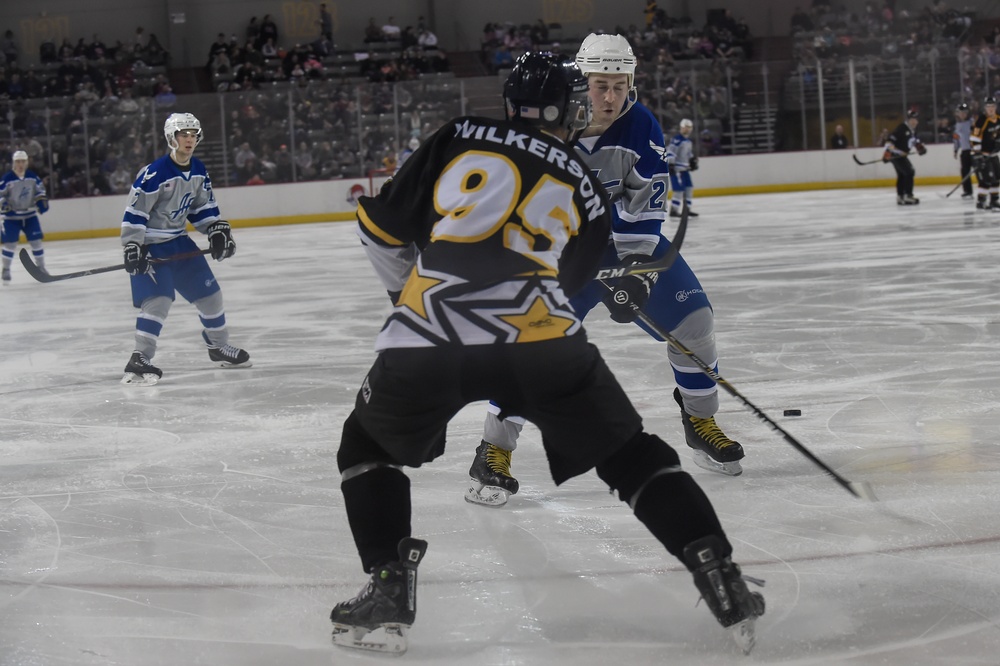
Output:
[465,441,519,507]
[674,388,744,476]
[903,194,920,205]
[121,352,162,386]
[203,332,252,368]
[684,535,765,655]
[2,267,10,285]
[331,537,427,654]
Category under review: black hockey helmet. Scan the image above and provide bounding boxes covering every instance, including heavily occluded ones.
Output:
[503,52,591,133]
[957,102,970,112]
[985,96,997,107]
[906,109,919,119]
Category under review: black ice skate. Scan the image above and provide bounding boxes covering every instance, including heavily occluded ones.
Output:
[684,535,765,654]
[465,441,519,507]
[331,537,428,654]
[203,333,252,368]
[670,208,699,218]
[121,352,162,386]
[674,388,744,476]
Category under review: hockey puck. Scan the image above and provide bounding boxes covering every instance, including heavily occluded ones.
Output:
[783,409,802,417]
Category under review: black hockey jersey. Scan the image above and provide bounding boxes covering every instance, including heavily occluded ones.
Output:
[357,115,611,351]
[884,122,922,157]
[970,113,1000,154]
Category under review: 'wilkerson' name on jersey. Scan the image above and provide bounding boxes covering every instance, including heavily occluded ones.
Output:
[357,115,611,351]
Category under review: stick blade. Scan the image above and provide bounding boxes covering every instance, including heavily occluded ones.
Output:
[18,248,56,283]
[849,481,879,502]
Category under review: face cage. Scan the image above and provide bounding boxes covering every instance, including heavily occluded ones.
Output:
[565,94,592,132]
[167,128,203,152]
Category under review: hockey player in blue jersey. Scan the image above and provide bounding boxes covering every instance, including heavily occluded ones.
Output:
[466,34,745,508]
[667,118,699,218]
[120,112,251,385]
[1,150,49,284]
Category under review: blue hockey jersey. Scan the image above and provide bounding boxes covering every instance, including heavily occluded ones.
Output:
[121,155,222,246]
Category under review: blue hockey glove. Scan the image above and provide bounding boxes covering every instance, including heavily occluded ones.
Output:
[0,199,10,215]
[36,198,49,214]
[207,220,236,260]
[123,242,150,275]
[603,255,659,324]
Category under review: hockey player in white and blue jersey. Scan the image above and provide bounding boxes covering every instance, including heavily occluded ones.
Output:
[120,112,251,385]
[666,118,699,218]
[1,150,49,284]
[467,34,746,507]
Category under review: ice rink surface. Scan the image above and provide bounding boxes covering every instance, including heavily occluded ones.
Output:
[2,187,1000,665]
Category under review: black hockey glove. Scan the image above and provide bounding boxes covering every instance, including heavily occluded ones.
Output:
[603,256,659,324]
[915,143,927,156]
[689,156,699,171]
[123,242,149,276]
[207,220,236,261]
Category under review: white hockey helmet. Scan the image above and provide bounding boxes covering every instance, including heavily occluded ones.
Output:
[575,33,638,88]
[680,118,694,132]
[164,112,203,151]
[12,150,28,162]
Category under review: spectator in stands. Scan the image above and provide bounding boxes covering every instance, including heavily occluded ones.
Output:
[234,142,256,181]
[529,19,549,46]
[382,17,402,41]
[831,124,849,148]
[259,15,279,50]
[207,33,230,68]
[2,30,18,64]
[365,18,384,43]
[296,140,316,179]
[492,44,514,73]
[133,26,148,52]
[418,28,438,49]
[274,144,293,182]
[318,4,333,42]
[118,88,140,114]
[261,37,279,58]
[246,17,261,46]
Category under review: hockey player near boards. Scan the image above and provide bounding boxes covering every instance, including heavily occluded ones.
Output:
[331,52,765,655]
[882,110,925,205]
[467,33,746,509]
[667,118,700,217]
[120,112,251,385]
[970,97,1000,210]
[953,102,974,199]
[0,150,49,284]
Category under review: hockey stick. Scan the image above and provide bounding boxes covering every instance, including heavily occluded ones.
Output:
[594,202,688,280]
[939,169,975,199]
[19,247,212,283]
[600,283,878,501]
[852,153,910,166]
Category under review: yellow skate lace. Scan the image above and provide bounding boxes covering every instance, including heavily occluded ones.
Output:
[485,444,513,476]
[689,416,739,451]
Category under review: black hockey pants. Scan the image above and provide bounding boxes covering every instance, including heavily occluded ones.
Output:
[891,157,915,196]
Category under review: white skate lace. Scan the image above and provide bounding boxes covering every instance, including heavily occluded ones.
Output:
[218,344,242,359]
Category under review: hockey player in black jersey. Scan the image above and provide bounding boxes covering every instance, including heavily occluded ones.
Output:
[970,97,1000,210]
[330,52,764,656]
[883,110,925,205]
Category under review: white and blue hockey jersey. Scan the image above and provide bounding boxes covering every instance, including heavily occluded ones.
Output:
[575,102,670,259]
[121,155,222,246]
[0,169,48,221]
[666,133,694,172]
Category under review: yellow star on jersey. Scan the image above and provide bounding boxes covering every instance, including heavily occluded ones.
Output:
[499,297,575,343]
[398,272,443,320]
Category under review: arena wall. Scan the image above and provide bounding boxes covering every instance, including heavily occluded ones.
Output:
[39,142,959,241]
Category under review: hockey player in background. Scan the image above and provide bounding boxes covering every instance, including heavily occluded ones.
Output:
[882,110,925,205]
[119,112,251,385]
[970,97,1000,210]
[466,33,746,509]
[331,51,764,656]
[1,150,49,284]
[953,102,973,199]
[667,117,700,218]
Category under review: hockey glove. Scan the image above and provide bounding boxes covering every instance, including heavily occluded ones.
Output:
[603,256,659,324]
[123,242,150,276]
[689,156,699,171]
[0,199,10,215]
[916,143,927,156]
[882,150,893,163]
[36,198,49,214]
[207,220,236,261]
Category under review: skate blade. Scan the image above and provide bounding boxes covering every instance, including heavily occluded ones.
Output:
[213,360,253,369]
[331,622,408,654]
[730,618,756,654]
[121,372,159,386]
[691,450,742,476]
[464,481,509,507]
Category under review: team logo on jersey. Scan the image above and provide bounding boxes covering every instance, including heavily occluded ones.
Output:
[170,192,194,220]
[141,170,157,183]
[650,140,671,163]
